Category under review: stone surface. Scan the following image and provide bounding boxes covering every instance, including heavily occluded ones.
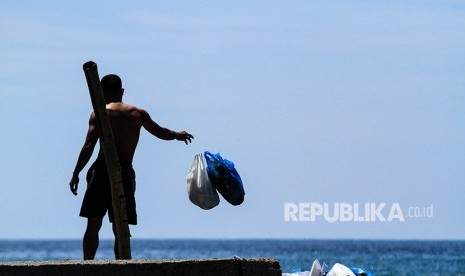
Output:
[0,258,282,276]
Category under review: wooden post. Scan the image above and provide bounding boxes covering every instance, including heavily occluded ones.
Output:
[82,61,132,260]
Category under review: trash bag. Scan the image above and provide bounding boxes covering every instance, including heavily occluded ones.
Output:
[186,153,220,210]
[204,151,245,205]
[350,267,373,276]
[326,263,356,276]
[309,259,322,276]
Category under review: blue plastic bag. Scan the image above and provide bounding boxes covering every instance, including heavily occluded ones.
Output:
[204,151,245,206]
[350,267,374,276]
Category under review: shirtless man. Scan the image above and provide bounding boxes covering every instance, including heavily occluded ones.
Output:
[69,74,193,260]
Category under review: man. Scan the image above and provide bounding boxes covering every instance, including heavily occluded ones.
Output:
[69,74,193,260]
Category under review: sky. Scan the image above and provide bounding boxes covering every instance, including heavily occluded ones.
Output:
[1,1,464,240]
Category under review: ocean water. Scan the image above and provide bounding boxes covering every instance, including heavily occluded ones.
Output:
[1,239,464,275]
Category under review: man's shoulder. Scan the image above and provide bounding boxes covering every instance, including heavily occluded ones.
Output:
[108,102,142,112]
[119,103,149,121]
[122,102,139,111]
[107,102,153,122]
[125,103,146,115]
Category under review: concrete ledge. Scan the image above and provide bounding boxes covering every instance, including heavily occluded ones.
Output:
[0,258,282,276]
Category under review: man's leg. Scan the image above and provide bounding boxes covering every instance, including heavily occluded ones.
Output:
[112,223,119,259]
[83,218,103,260]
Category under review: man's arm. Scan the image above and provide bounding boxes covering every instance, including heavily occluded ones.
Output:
[140,109,193,144]
[69,113,99,195]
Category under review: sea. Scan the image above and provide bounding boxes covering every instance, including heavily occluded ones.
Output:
[1,239,464,275]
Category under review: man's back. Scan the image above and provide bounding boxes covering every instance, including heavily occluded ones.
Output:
[105,102,143,163]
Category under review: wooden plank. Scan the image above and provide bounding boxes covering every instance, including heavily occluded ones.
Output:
[82,61,131,259]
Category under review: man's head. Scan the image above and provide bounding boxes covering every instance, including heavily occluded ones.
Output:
[101,74,123,103]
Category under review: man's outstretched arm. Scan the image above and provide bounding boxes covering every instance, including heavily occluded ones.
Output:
[140,109,193,144]
[69,113,99,195]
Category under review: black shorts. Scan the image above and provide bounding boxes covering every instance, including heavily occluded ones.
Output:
[79,160,137,225]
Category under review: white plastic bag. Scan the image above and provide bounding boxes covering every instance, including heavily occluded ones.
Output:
[326,263,356,276]
[186,153,220,210]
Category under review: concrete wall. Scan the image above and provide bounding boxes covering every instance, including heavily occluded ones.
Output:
[0,258,282,276]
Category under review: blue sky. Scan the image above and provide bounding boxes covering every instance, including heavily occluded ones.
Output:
[1,1,464,240]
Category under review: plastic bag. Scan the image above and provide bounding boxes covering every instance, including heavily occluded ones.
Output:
[326,263,356,276]
[204,151,245,206]
[186,153,220,210]
[350,267,373,276]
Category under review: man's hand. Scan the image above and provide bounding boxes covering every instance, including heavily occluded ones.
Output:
[69,174,79,196]
[176,131,194,145]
